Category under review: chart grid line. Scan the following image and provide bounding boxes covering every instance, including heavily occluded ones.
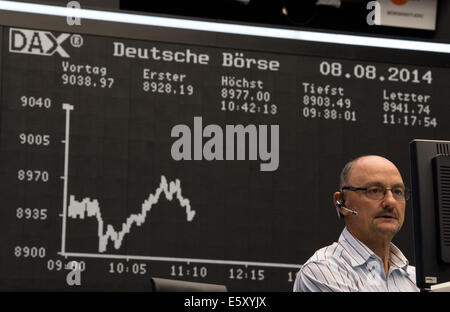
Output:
[58,252,302,269]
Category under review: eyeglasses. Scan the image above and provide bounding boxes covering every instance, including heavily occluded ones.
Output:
[341,186,410,201]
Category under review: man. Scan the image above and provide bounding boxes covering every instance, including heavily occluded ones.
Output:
[293,155,419,292]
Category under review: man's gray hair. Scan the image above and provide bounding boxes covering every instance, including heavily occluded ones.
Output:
[339,156,369,189]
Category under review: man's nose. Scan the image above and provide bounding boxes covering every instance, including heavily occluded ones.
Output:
[382,189,397,206]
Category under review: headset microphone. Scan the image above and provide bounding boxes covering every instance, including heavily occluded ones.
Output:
[335,200,358,216]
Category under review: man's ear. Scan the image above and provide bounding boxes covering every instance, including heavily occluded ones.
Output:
[333,191,344,219]
[333,191,341,205]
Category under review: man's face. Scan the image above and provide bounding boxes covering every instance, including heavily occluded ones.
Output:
[342,156,406,242]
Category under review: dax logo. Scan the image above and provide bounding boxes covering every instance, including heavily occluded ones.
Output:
[9,28,73,57]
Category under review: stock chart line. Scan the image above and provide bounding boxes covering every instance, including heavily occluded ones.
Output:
[68,175,195,252]
[59,103,195,253]
[57,104,300,269]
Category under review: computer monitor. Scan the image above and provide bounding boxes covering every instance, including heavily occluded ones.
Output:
[410,139,450,290]
[151,277,228,292]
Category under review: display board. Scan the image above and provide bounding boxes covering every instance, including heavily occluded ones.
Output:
[0,6,449,291]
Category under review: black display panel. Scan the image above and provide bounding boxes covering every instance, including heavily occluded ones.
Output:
[0,9,449,291]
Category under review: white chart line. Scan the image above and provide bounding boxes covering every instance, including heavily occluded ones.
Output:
[58,252,301,269]
[68,176,195,252]
[55,102,290,269]
[60,103,74,254]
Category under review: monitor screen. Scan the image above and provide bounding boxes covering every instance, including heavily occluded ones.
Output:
[410,139,450,290]
[0,2,449,291]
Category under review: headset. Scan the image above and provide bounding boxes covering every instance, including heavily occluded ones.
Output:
[335,192,358,219]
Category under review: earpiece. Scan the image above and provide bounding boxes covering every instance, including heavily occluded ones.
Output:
[335,199,358,218]
[335,200,344,219]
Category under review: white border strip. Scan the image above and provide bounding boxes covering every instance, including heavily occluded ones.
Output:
[0,0,449,53]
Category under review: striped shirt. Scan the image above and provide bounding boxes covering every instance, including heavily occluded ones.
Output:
[293,227,419,292]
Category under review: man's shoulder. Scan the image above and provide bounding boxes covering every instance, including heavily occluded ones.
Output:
[301,242,348,268]
[294,242,360,292]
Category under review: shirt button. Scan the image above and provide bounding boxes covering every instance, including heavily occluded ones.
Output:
[366,259,380,282]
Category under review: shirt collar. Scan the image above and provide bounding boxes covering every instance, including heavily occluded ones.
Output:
[388,242,409,270]
[338,227,409,269]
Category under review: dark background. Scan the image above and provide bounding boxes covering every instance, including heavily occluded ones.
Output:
[0,0,449,291]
